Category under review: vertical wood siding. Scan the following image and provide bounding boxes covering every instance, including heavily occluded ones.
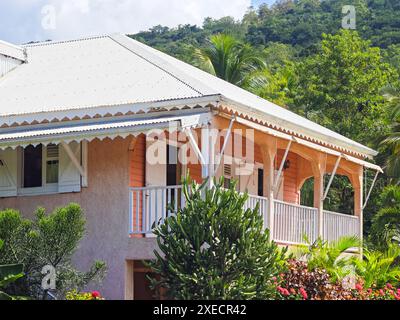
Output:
[129,134,145,238]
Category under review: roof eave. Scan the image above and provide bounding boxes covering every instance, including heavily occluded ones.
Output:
[218,96,377,159]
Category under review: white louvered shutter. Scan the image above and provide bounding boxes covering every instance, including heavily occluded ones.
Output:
[0,148,17,197]
[58,142,81,193]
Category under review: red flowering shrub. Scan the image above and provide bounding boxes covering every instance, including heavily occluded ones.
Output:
[274,260,400,300]
[276,260,332,300]
[65,290,105,300]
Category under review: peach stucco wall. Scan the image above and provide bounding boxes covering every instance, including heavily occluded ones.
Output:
[0,137,157,300]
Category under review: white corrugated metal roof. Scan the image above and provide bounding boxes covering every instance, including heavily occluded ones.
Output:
[0,35,203,118]
[0,34,377,157]
[0,112,211,149]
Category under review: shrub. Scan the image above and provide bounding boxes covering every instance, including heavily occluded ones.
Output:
[148,178,288,300]
[296,236,359,283]
[0,204,106,299]
[352,244,400,288]
[65,289,104,300]
[276,260,331,300]
[0,240,24,300]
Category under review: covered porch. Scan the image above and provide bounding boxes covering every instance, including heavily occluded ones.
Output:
[128,112,382,246]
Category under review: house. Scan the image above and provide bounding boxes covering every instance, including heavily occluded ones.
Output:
[0,34,382,300]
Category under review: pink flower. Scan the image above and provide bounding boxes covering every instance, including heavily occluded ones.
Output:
[282,289,290,296]
[386,283,393,289]
[379,289,385,296]
[299,288,308,300]
[91,291,101,298]
[355,283,363,291]
[367,288,372,294]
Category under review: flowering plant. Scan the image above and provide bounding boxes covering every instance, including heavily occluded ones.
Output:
[274,260,400,300]
[65,290,104,300]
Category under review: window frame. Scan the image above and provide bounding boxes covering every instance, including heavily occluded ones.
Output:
[17,144,59,196]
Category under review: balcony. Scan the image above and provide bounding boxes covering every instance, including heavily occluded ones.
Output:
[128,185,360,245]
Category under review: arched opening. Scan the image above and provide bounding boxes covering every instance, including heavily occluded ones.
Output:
[300,174,355,215]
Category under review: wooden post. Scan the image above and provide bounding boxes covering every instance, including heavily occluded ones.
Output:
[312,154,326,239]
[124,260,134,300]
[352,167,363,257]
[260,138,277,235]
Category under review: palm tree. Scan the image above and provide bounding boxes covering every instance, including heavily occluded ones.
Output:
[296,236,360,283]
[380,85,400,178]
[368,185,400,250]
[193,34,266,88]
[351,243,400,288]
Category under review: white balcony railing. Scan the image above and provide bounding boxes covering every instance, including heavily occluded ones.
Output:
[274,200,318,244]
[129,186,360,245]
[129,185,183,234]
[323,210,359,242]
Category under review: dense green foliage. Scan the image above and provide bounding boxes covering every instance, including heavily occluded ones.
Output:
[148,178,287,300]
[297,236,360,282]
[297,236,400,289]
[292,30,395,142]
[352,243,400,288]
[368,185,400,249]
[0,240,24,300]
[0,204,106,299]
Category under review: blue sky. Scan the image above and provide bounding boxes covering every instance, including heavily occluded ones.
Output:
[0,0,276,44]
[252,0,276,6]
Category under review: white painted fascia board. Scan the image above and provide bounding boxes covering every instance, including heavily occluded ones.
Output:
[0,40,25,61]
[220,97,377,159]
[0,111,212,150]
[0,94,221,127]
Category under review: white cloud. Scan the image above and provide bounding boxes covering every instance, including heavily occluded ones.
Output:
[40,0,251,41]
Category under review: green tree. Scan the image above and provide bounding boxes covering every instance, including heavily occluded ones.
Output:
[193,34,266,87]
[148,178,287,300]
[0,204,106,299]
[368,185,400,250]
[292,30,395,143]
[380,85,400,179]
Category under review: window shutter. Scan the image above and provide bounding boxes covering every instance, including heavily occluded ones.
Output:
[0,148,17,197]
[58,142,81,193]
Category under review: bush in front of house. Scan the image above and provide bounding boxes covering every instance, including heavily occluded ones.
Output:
[148,177,288,300]
[0,203,106,300]
[147,178,400,300]
[275,259,400,300]
[65,289,104,300]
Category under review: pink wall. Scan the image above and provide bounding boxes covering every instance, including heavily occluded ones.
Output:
[0,137,158,300]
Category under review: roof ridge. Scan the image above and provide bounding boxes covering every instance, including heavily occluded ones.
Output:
[23,34,110,48]
[108,34,219,98]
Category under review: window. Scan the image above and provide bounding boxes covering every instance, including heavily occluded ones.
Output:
[166,144,178,186]
[22,144,59,189]
[46,144,59,184]
[23,145,42,188]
